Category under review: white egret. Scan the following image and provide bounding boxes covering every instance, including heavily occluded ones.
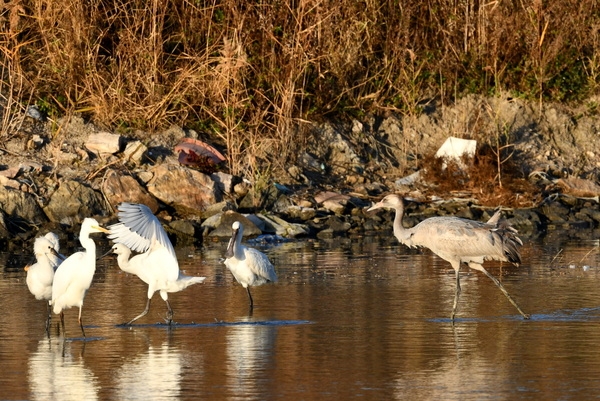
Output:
[107,202,206,325]
[51,218,110,337]
[224,221,277,309]
[25,232,64,332]
[107,243,206,324]
[368,194,529,321]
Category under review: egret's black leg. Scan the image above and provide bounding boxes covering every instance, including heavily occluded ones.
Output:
[127,298,152,325]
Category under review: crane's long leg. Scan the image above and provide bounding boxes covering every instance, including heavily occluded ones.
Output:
[165,300,173,325]
[127,298,151,325]
[469,263,530,319]
[78,305,86,338]
[246,287,254,309]
[451,266,462,322]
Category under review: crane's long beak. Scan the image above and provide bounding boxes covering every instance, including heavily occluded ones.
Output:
[366,201,383,212]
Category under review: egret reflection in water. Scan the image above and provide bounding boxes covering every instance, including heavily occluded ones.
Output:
[114,342,184,400]
[28,339,100,401]
[226,317,278,397]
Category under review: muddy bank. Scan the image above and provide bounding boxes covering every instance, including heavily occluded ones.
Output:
[1,95,600,249]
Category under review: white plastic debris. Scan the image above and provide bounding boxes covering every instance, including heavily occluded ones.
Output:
[435,137,477,168]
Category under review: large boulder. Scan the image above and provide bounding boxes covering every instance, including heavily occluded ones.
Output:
[147,164,221,217]
[43,179,104,224]
[102,169,159,212]
[0,186,47,231]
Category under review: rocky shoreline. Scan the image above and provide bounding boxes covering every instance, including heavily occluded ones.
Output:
[2,95,600,250]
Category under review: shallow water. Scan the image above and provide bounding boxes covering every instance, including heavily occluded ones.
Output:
[2,230,600,400]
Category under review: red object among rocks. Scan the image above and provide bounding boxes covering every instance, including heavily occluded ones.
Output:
[174,138,226,173]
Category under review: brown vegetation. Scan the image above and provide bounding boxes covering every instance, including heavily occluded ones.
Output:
[1,0,599,183]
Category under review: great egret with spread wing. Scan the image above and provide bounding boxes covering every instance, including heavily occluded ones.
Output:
[107,202,206,325]
[367,194,529,321]
[224,221,277,309]
[25,232,64,333]
[51,218,110,337]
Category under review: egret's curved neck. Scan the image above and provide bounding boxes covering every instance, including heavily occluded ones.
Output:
[233,229,244,256]
[116,249,137,275]
[80,235,96,259]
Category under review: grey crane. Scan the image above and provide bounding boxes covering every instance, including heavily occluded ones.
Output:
[367,194,529,321]
[224,221,277,309]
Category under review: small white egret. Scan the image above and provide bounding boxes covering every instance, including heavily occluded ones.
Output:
[107,243,206,324]
[107,202,206,325]
[51,218,110,337]
[367,194,529,321]
[224,221,277,309]
[25,232,64,332]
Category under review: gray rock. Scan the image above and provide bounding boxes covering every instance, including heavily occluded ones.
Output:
[202,200,236,219]
[169,219,197,237]
[254,214,310,237]
[0,186,47,230]
[43,179,104,223]
[210,172,240,195]
[209,211,262,237]
[122,140,147,165]
[85,132,121,155]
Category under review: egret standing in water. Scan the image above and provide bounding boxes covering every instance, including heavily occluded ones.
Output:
[25,232,64,333]
[51,218,110,337]
[107,203,206,325]
[224,221,277,309]
[367,194,529,321]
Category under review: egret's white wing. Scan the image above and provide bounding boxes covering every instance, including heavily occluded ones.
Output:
[245,248,277,282]
[108,203,176,259]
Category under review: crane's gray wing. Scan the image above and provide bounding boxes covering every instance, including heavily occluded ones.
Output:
[108,203,176,258]
[410,216,522,264]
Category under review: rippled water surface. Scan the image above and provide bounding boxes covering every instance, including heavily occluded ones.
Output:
[2,230,600,400]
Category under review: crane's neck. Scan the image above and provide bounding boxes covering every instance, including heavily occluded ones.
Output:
[393,203,410,244]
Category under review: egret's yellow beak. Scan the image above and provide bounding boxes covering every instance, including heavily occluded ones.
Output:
[92,225,111,234]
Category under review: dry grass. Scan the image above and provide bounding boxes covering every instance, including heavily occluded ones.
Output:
[0,0,599,182]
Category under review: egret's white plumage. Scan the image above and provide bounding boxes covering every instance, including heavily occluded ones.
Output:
[26,232,62,301]
[108,203,205,325]
[109,243,206,323]
[51,218,109,337]
[25,232,64,333]
[368,194,529,321]
[224,221,277,309]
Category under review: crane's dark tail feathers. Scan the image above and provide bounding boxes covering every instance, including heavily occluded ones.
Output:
[493,219,523,265]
